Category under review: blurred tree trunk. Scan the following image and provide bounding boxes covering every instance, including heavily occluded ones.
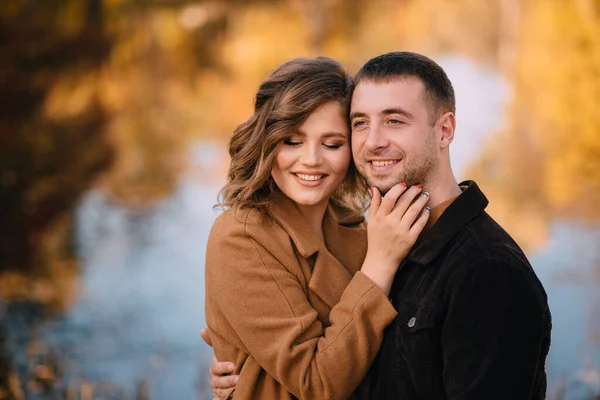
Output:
[87,0,103,29]
[0,1,112,300]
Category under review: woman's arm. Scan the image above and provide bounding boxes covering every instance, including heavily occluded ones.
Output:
[205,184,429,399]
[206,226,394,399]
[360,184,429,294]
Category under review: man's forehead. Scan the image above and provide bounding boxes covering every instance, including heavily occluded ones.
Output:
[350,76,425,110]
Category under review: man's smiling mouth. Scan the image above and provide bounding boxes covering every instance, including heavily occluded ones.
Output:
[370,160,400,167]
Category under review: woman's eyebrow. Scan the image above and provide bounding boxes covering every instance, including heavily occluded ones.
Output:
[295,130,347,139]
[321,132,347,139]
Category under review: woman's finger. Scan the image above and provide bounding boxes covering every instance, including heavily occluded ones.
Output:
[408,205,430,238]
[370,187,382,217]
[398,190,430,229]
[377,182,407,216]
[389,185,423,219]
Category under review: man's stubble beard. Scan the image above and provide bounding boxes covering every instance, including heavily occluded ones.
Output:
[358,129,438,195]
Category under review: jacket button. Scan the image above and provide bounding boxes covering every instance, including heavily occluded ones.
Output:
[408,317,416,328]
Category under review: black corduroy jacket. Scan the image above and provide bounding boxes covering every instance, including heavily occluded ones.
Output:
[370,180,552,400]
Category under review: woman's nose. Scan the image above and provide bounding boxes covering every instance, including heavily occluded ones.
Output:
[299,145,323,166]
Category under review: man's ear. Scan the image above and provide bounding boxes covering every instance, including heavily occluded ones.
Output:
[438,112,456,149]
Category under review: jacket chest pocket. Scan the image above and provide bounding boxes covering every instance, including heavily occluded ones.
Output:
[393,300,437,396]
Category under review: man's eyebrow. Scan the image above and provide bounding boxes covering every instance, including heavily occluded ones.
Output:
[349,111,367,120]
[382,108,415,119]
[349,109,415,120]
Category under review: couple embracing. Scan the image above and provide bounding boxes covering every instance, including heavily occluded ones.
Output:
[202,52,551,400]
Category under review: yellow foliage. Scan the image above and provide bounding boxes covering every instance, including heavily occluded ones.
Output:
[510,0,600,219]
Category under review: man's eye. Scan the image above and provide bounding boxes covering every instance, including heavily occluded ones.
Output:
[388,119,404,125]
[352,120,367,128]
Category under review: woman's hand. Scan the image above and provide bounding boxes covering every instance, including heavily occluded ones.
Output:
[360,183,429,295]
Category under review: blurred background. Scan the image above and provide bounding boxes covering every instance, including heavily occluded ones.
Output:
[1,0,599,399]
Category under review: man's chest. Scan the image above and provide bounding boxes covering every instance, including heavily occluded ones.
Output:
[372,262,453,399]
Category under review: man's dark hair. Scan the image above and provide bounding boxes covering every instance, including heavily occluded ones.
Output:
[355,52,456,124]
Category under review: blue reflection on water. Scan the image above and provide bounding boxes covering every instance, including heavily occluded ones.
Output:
[5,171,600,399]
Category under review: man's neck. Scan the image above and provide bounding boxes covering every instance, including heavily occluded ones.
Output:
[423,173,462,210]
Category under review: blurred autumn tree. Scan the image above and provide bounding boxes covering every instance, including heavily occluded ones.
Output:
[0,1,112,308]
[0,0,269,306]
[466,0,600,249]
[0,0,372,305]
[1,0,599,397]
[1,0,599,302]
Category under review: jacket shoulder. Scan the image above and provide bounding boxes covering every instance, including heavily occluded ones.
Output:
[209,208,289,248]
[206,208,300,280]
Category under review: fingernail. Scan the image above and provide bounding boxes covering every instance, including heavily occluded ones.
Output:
[422,191,429,198]
[369,187,374,197]
[401,182,407,187]
[233,376,239,384]
[228,365,234,372]
[416,184,423,189]
[425,206,430,212]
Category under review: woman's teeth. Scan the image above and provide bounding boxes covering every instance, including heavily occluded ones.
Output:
[296,174,323,181]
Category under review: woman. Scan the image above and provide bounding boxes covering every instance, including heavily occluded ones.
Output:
[204,57,429,399]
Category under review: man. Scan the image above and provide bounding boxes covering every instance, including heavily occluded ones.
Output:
[205,51,551,399]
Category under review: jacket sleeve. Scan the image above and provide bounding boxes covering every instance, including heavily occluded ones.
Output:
[441,259,550,400]
[205,217,397,400]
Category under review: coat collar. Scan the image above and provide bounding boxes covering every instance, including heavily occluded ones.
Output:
[408,180,489,265]
[269,193,365,259]
[269,193,367,310]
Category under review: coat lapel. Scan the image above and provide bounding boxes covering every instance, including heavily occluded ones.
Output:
[269,195,368,320]
[323,203,367,277]
[308,203,367,312]
[269,194,320,259]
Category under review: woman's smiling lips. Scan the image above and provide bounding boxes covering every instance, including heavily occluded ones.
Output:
[292,172,327,187]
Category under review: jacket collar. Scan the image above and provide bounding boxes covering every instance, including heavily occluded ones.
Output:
[269,193,365,259]
[408,180,489,265]
[269,193,367,310]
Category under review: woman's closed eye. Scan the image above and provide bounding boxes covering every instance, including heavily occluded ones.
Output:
[323,142,345,150]
[283,138,302,146]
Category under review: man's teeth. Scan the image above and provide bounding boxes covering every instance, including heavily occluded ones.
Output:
[296,174,323,181]
[372,160,397,167]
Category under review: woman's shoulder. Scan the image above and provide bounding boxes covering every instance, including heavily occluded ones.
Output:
[209,207,285,243]
[206,207,297,273]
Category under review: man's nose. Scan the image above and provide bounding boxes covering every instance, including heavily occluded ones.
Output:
[299,144,323,166]
[363,125,388,151]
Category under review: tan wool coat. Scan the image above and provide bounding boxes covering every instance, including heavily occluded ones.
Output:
[204,195,397,400]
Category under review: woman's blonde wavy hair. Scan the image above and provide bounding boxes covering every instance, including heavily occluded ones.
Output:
[218,57,368,217]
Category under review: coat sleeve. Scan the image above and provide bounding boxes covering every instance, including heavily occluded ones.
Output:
[205,215,397,400]
[441,259,551,400]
